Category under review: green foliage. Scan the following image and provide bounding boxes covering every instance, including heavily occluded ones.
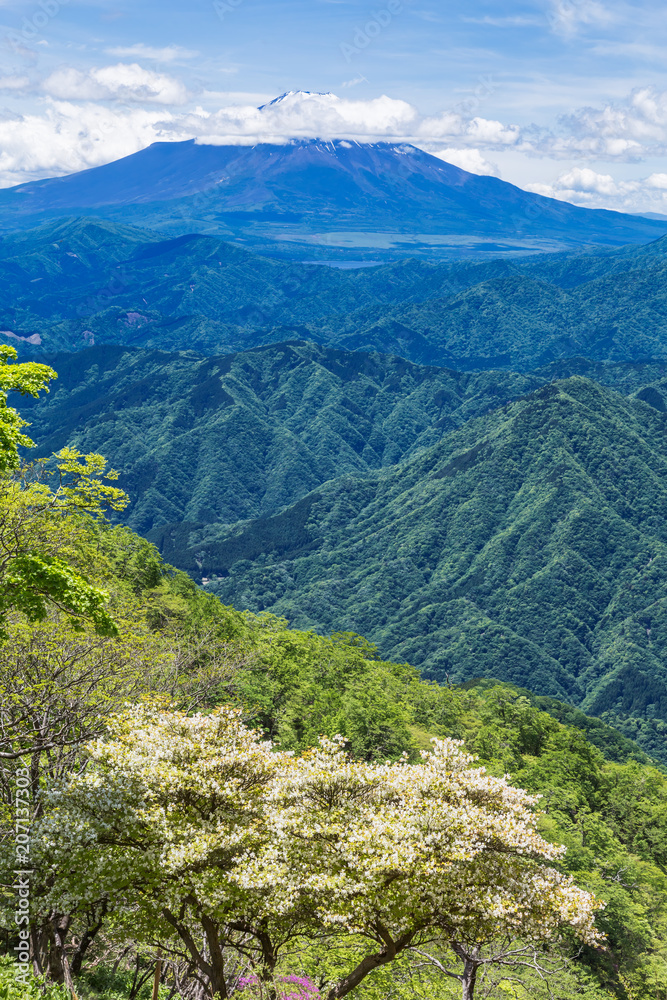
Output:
[0,448,129,636]
[0,958,69,999]
[0,344,56,471]
[0,552,118,636]
[235,618,416,760]
[76,964,168,1000]
[0,508,665,997]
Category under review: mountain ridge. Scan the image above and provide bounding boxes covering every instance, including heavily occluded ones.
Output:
[183,375,667,757]
[6,218,667,368]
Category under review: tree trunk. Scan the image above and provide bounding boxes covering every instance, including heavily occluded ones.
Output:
[460,959,478,1000]
[161,905,228,1000]
[202,913,228,1000]
[71,910,106,976]
[326,930,414,1000]
[255,924,279,1000]
[47,912,75,993]
[30,923,48,978]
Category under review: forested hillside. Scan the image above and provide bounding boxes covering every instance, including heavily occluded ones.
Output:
[18,341,548,530]
[4,218,667,368]
[2,454,667,1000]
[183,377,667,759]
[3,212,667,999]
[19,341,667,533]
[1,342,666,1000]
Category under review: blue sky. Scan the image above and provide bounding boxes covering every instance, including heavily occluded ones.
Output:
[2,0,667,212]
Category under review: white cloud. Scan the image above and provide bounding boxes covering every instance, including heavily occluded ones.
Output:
[104,45,199,62]
[0,89,524,188]
[42,63,190,105]
[544,87,667,160]
[168,92,417,143]
[433,147,500,176]
[0,102,174,186]
[165,92,523,148]
[0,75,30,92]
[524,166,667,214]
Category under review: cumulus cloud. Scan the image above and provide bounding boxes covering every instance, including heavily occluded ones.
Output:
[0,102,174,186]
[166,91,523,148]
[42,63,190,105]
[413,110,520,146]
[0,89,525,188]
[525,166,667,214]
[542,87,667,160]
[433,147,500,176]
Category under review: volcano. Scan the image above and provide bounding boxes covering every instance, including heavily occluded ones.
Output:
[0,120,664,260]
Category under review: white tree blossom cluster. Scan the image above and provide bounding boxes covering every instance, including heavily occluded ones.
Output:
[36,705,604,1000]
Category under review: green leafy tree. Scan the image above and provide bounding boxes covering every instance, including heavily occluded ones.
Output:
[0,346,56,474]
[0,347,129,636]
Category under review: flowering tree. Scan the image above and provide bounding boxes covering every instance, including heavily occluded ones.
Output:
[37,705,290,999]
[238,736,604,1000]
[38,712,603,1000]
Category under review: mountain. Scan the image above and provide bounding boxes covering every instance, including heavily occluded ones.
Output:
[315,257,667,369]
[0,134,664,259]
[7,218,667,369]
[20,341,667,538]
[18,340,548,531]
[164,376,667,758]
[17,340,667,754]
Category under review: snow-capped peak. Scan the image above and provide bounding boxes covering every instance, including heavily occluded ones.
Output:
[258,91,339,110]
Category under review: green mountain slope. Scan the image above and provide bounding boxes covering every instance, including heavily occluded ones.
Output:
[3,511,667,997]
[189,377,667,758]
[21,342,667,537]
[0,217,523,354]
[20,341,548,531]
[317,250,667,369]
